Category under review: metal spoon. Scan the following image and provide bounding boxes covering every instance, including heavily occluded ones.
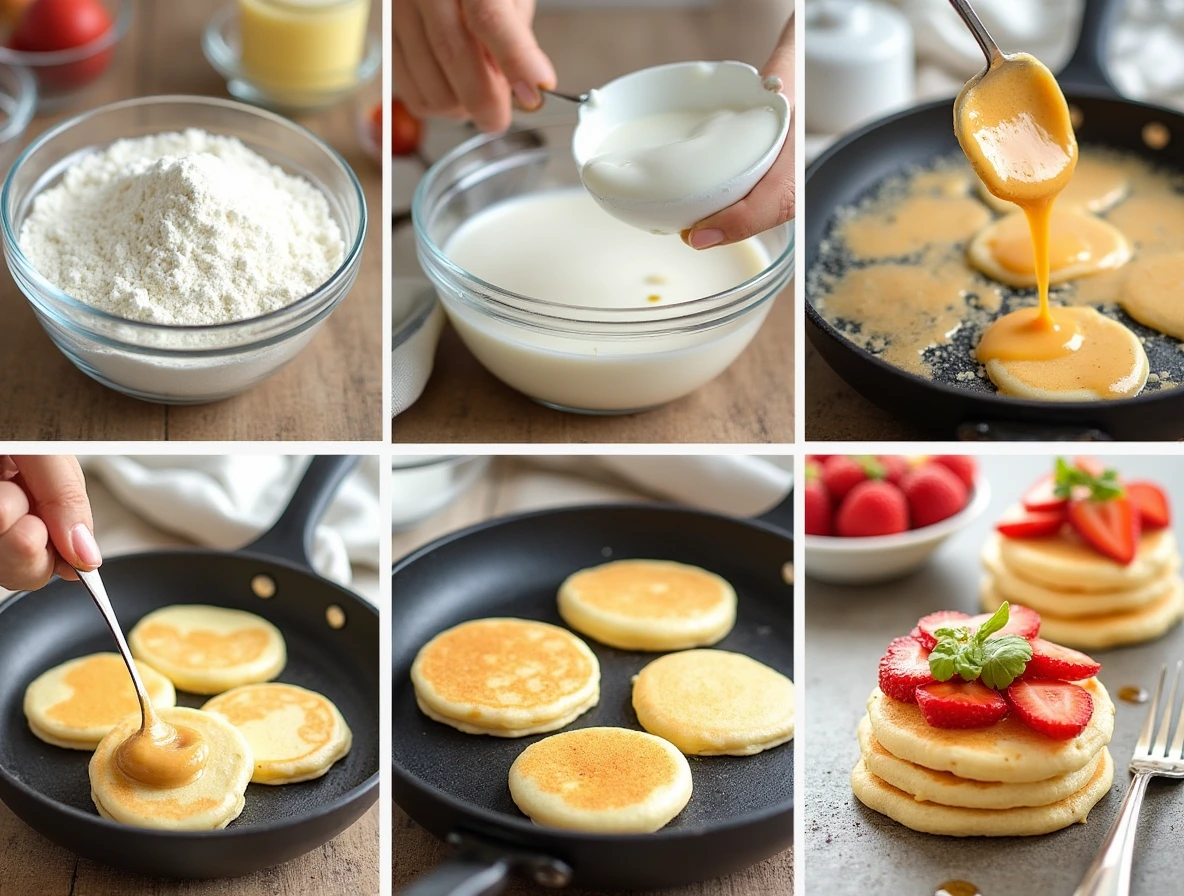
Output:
[541,87,588,104]
[74,567,157,731]
[948,0,1004,66]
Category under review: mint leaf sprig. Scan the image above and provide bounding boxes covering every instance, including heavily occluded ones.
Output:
[928,601,1033,690]
[1054,457,1123,502]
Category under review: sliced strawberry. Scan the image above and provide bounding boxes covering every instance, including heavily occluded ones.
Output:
[877,636,935,703]
[1022,639,1101,681]
[966,604,1041,640]
[1068,496,1140,565]
[915,680,1009,729]
[996,509,1065,539]
[1022,473,1068,513]
[1006,679,1094,740]
[1126,481,1170,531]
[910,610,972,651]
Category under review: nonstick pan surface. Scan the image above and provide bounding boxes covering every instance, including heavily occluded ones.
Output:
[0,457,379,879]
[392,502,793,892]
[805,0,1184,440]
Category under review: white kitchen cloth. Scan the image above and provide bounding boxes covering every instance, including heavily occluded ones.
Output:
[807,0,1184,161]
[392,278,445,419]
[78,456,381,596]
[522,455,794,517]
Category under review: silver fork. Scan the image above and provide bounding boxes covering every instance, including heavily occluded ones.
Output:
[1074,662,1184,896]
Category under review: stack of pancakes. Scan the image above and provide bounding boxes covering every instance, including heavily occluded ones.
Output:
[852,681,1115,836]
[981,526,1184,649]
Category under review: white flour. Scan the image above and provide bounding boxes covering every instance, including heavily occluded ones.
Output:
[20,128,345,326]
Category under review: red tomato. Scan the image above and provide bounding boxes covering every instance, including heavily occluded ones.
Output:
[10,0,114,92]
[391,97,422,157]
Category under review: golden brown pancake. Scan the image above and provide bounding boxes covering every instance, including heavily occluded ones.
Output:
[412,618,600,736]
[558,559,736,650]
[24,653,176,751]
[508,727,693,832]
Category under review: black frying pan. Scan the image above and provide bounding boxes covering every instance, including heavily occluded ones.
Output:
[392,497,794,893]
[0,455,379,879]
[806,0,1184,440]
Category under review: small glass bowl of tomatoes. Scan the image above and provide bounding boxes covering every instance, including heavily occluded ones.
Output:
[0,0,130,112]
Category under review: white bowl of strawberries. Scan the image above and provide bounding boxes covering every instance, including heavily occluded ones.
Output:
[804,455,991,585]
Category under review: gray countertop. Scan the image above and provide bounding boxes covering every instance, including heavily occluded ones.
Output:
[805,454,1184,896]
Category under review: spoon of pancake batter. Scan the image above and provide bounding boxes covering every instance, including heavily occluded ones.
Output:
[74,567,209,788]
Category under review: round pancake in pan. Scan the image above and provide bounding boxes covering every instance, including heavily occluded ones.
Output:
[865,680,1115,784]
[129,605,287,695]
[89,707,253,831]
[508,727,693,833]
[412,618,600,737]
[203,683,352,785]
[851,748,1114,836]
[558,559,736,651]
[632,649,794,756]
[24,653,176,751]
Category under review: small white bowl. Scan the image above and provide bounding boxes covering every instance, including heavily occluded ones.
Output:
[571,61,790,234]
[804,478,992,585]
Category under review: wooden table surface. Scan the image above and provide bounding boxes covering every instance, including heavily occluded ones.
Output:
[804,341,924,441]
[392,457,794,895]
[392,1,795,445]
[0,0,383,441]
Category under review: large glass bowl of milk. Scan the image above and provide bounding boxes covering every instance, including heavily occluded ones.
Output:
[412,121,793,415]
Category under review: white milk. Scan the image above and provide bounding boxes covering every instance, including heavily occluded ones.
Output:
[437,188,776,412]
[580,107,781,202]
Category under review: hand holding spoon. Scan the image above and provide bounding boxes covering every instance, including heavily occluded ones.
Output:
[74,567,208,789]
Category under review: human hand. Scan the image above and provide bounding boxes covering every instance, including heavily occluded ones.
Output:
[393,0,556,133]
[683,14,796,250]
[0,455,100,591]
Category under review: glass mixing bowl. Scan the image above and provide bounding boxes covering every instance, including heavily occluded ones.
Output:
[413,121,794,415]
[1,96,367,405]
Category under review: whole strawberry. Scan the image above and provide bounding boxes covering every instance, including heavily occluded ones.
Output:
[805,464,833,536]
[823,455,884,503]
[932,455,978,490]
[903,463,968,529]
[836,480,908,537]
[877,455,909,485]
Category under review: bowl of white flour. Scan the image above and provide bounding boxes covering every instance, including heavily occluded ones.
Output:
[0,95,367,404]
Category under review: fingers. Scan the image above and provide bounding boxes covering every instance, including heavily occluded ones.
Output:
[683,123,796,249]
[394,0,466,120]
[423,0,512,132]
[0,513,55,592]
[461,0,556,111]
[11,456,99,574]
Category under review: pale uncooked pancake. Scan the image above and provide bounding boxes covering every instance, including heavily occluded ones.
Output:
[981,578,1184,650]
[857,715,1105,810]
[992,529,1176,592]
[1119,252,1184,340]
[203,683,352,784]
[851,748,1113,836]
[508,727,693,833]
[975,156,1130,215]
[632,650,793,756]
[412,618,600,737]
[89,707,253,831]
[865,681,1115,783]
[967,207,1131,288]
[982,535,1179,618]
[24,653,176,751]
[558,560,736,651]
[981,307,1148,402]
[128,605,286,695]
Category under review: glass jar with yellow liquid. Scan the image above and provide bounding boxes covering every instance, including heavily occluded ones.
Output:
[238,0,371,105]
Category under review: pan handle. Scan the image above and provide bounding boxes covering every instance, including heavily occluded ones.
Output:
[956,422,1112,442]
[401,833,573,895]
[1057,0,1123,94]
[244,455,360,567]
[754,490,794,535]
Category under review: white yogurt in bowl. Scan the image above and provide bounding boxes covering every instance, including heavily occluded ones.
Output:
[413,123,793,415]
[572,61,790,234]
